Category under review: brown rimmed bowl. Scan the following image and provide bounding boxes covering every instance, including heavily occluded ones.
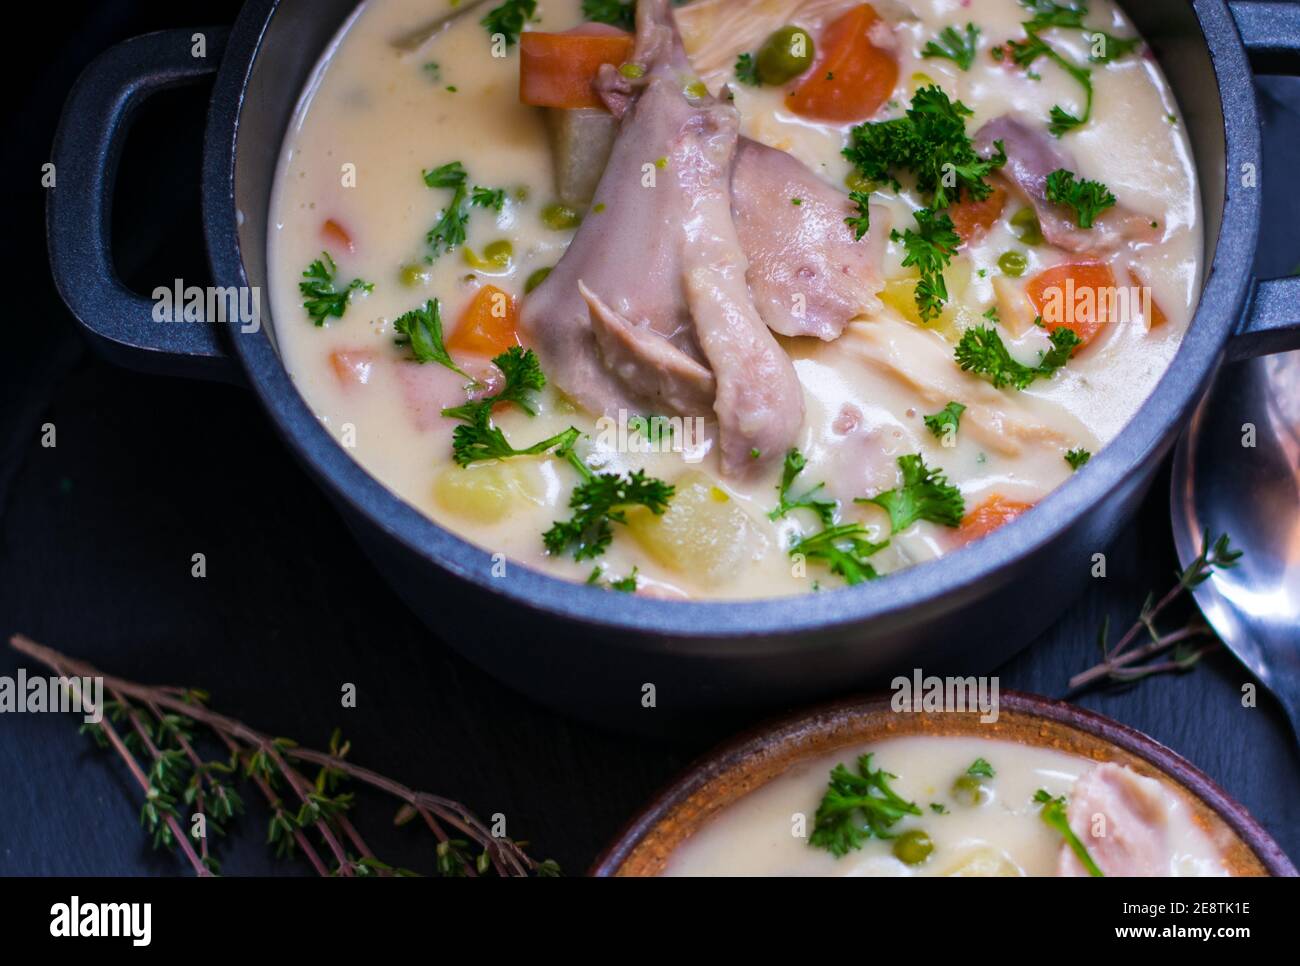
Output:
[592,691,1297,876]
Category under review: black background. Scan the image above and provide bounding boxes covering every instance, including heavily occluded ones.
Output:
[1,0,1296,876]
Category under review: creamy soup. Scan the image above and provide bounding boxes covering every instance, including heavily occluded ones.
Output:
[268,0,1200,599]
[664,736,1229,876]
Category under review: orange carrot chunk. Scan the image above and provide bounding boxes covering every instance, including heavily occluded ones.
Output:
[520,29,635,110]
[949,184,1007,245]
[1025,261,1117,348]
[786,5,898,124]
[448,285,521,358]
[955,497,1035,546]
[329,349,375,389]
[322,219,355,253]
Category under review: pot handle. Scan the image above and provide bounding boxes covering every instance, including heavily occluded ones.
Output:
[46,27,240,383]
[1227,1,1300,361]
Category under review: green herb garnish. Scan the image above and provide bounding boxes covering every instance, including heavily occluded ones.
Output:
[790,524,887,586]
[581,0,635,30]
[845,190,872,241]
[481,0,537,47]
[770,448,837,526]
[544,468,675,562]
[1044,168,1116,228]
[967,757,995,778]
[922,23,980,71]
[810,754,921,857]
[734,52,760,86]
[924,401,966,442]
[299,252,373,326]
[1034,789,1104,877]
[392,299,468,377]
[858,454,965,533]
[892,207,960,321]
[1065,447,1092,470]
[955,325,1081,390]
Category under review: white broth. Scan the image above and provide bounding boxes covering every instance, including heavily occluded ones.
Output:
[664,736,1229,876]
[268,0,1201,599]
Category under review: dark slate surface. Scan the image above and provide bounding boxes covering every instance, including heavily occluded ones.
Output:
[1,0,1296,876]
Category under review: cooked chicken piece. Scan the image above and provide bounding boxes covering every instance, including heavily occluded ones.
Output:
[844,316,1096,457]
[521,0,804,475]
[1057,764,1225,877]
[732,139,888,341]
[974,115,1159,255]
[580,280,717,416]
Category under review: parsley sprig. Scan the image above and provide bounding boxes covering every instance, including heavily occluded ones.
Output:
[791,524,888,585]
[299,252,373,326]
[422,162,508,260]
[955,324,1081,390]
[392,299,469,377]
[924,401,966,442]
[481,0,536,47]
[843,86,1006,210]
[810,755,921,857]
[734,52,760,86]
[845,190,872,240]
[769,449,837,526]
[544,467,675,562]
[858,454,965,533]
[581,0,635,31]
[922,23,980,71]
[1045,168,1116,228]
[893,207,961,321]
[1034,789,1104,876]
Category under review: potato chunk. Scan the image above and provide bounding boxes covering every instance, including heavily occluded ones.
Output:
[432,463,542,525]
[627,472,766,585]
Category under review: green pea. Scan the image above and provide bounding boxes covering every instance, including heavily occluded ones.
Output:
[400,263,431,287]
[462,240,513,271]
[844,170,877,195]
[952,774,991,807]
[1010,207,1045,246]
[892,829,934,865]
[525,266,552,293]
[998,251,1028,277]
[541,202,582,231]
[756,26,815,85]
[619,62,645,79]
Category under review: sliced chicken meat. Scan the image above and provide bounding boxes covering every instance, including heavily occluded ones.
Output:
[1057,764,1227,877]
[732,139,888,341]
[974,115,1159,255]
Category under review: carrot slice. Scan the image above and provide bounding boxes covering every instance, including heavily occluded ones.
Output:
[949,184,1007,244]
[786,5,898,123]
[322,219,354,253]
[520,29,635,110]
[1025,261,1117,347]
[329,349,375,389]
[954,497,1035,546]
[448,285,521,357]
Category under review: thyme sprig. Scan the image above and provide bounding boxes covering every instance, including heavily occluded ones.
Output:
[10,634,558,878]
[1065,532,1241,694]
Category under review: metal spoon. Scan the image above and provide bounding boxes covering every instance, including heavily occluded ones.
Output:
[1170,348,1300,740]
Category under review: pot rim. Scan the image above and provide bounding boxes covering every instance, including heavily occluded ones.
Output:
[201,0,1260,644]
[588,689,1298,877]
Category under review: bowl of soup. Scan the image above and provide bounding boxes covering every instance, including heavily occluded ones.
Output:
[592,691,1296,876]
[48,0,1300,728]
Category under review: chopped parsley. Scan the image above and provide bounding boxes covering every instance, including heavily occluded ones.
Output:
[588,566,639,593]
[1065,447,1092,470]
[923,401,966,442]
[845,190,872,240]
[299,252,372,326]
[843,86,1006,210]
[544,468,675,561]
[439,348,578,467]
[810,754,922,857]
[967,757,995,778]
[392,299,468,377]
[481,0,536,47]
[1044,168,1116,228]
[892,207,960,321]
[790,524,887,586]
[734,52,760,86]
[581,0,636,31]
[470,185,508,213]
[858,454,965,533]
[922,22,980,71]
[769,448,836,526]
[930,802,950,815]
[955,325,1081,390]
[1034,789,1104,877]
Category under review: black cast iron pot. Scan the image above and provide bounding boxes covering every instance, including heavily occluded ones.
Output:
[47,0,1300,733]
